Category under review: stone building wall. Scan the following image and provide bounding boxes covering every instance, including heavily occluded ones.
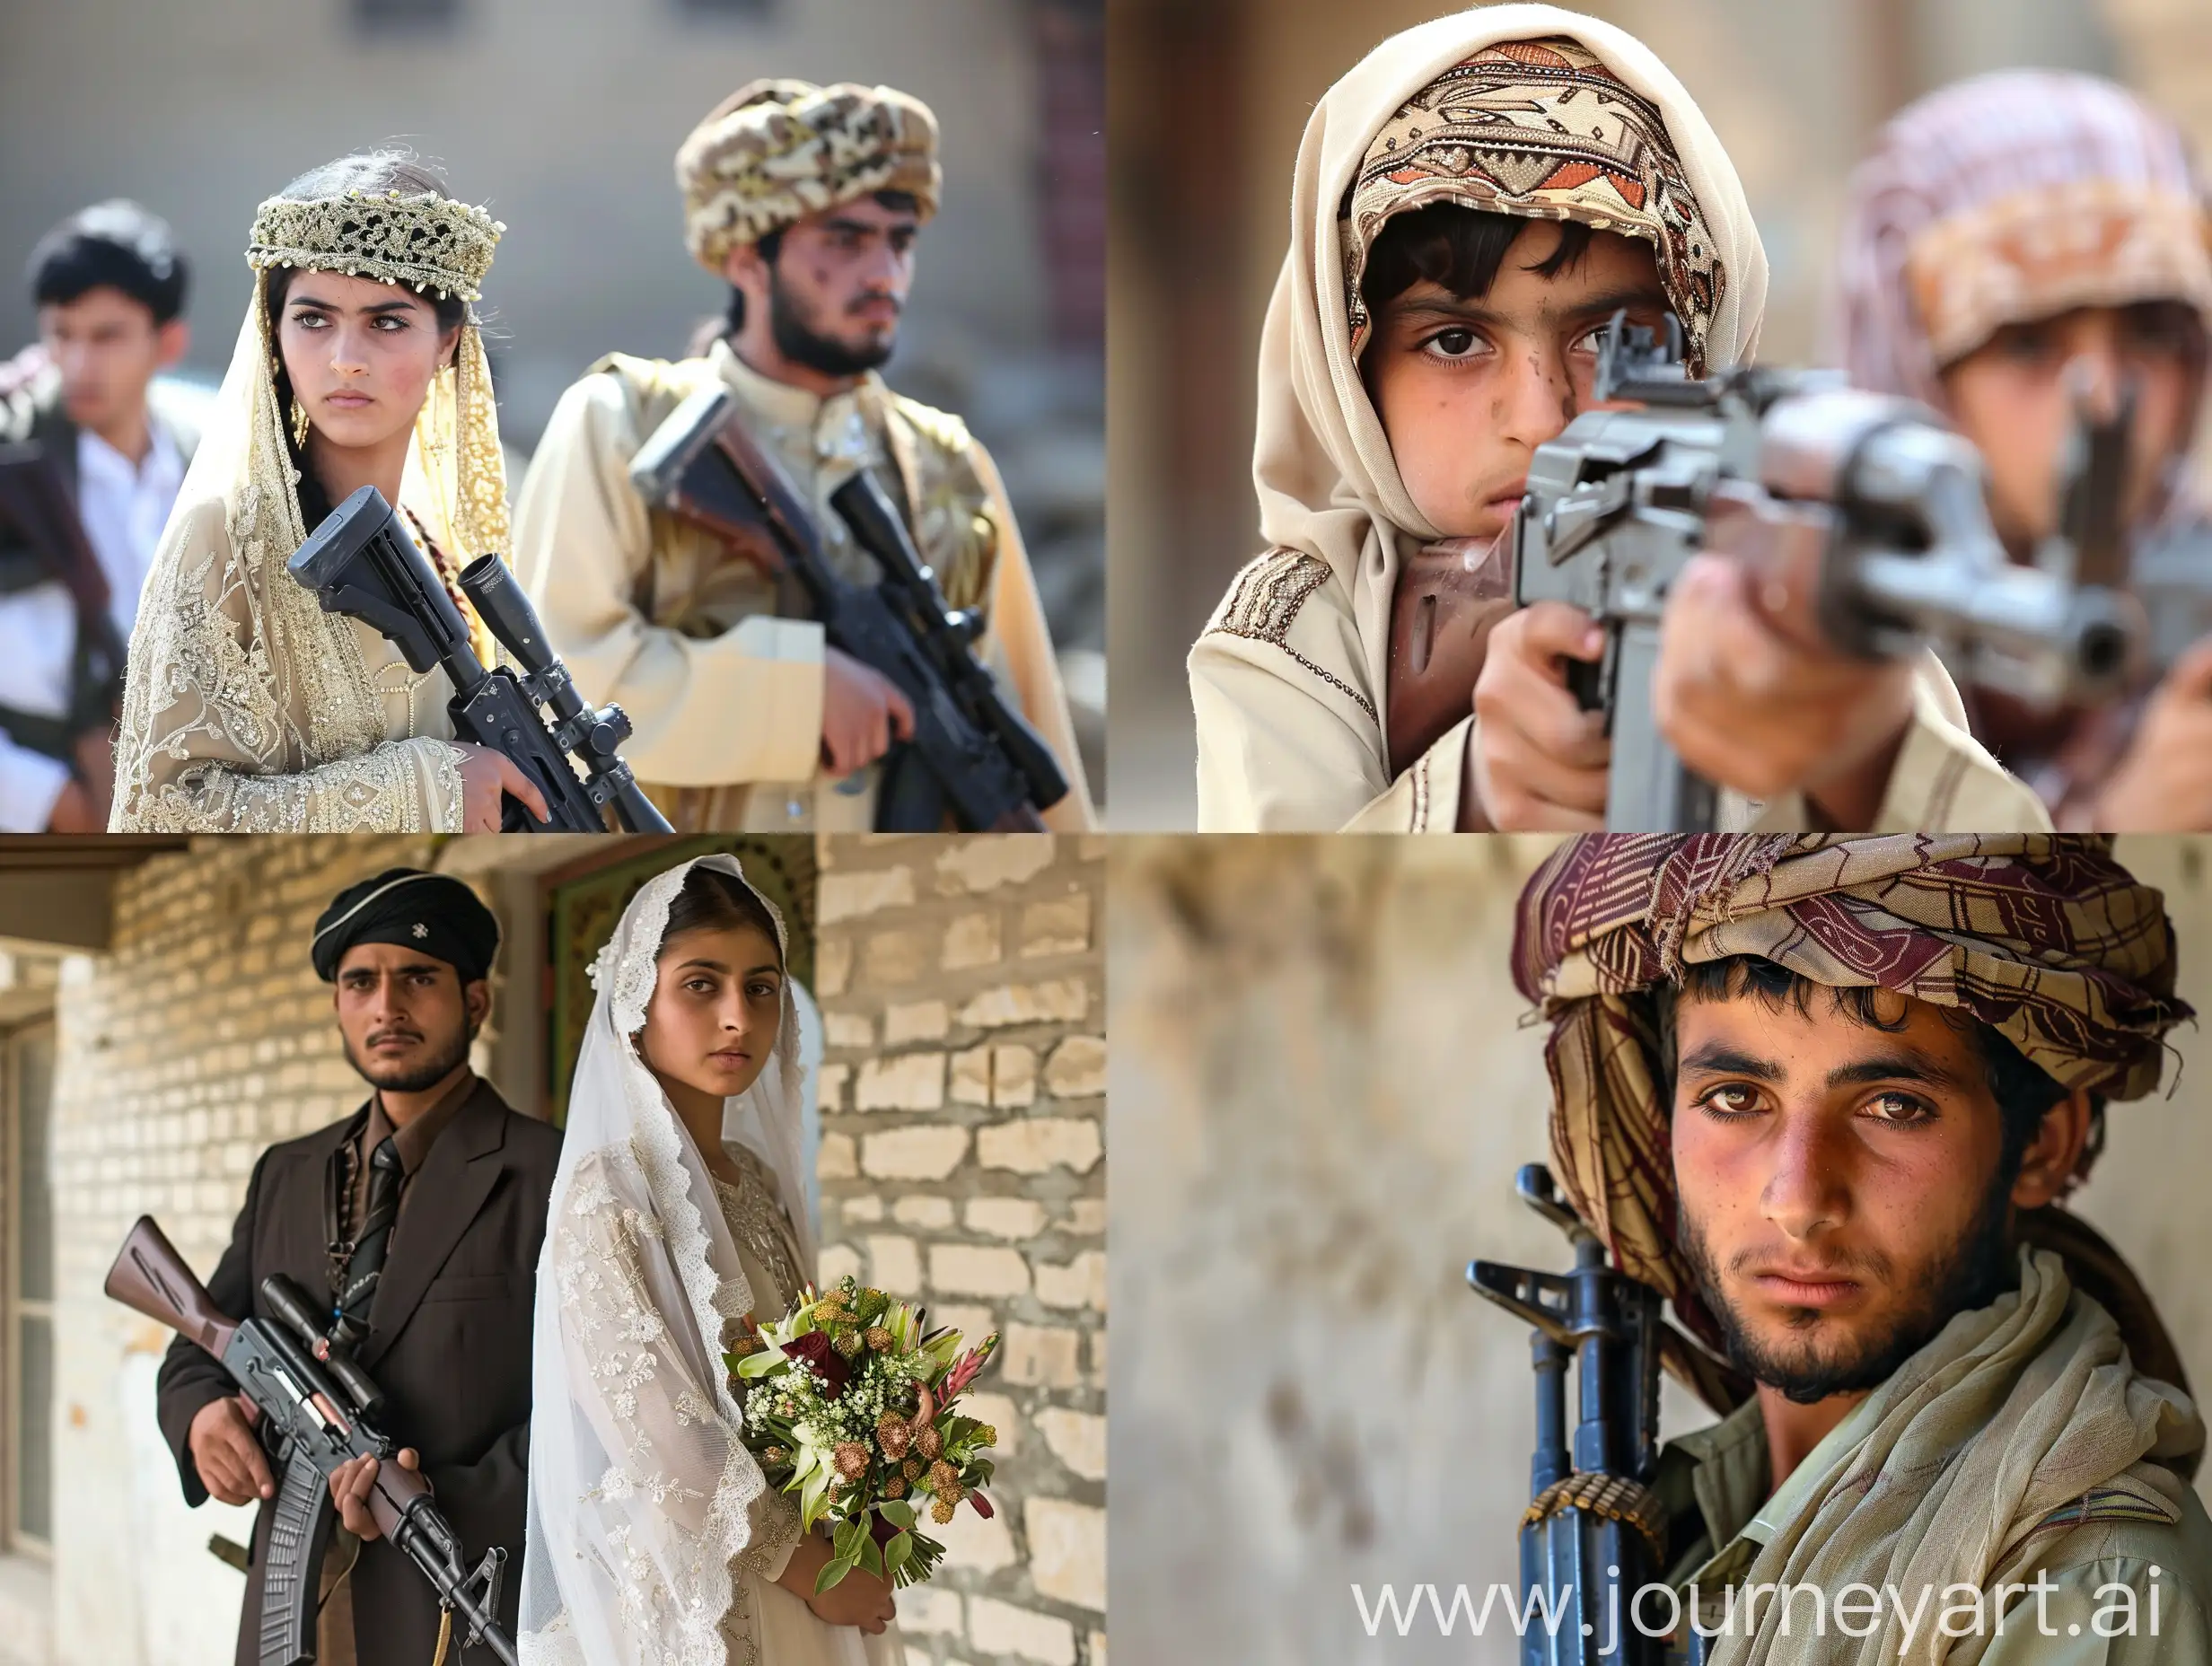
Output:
[812,833,1108,1666]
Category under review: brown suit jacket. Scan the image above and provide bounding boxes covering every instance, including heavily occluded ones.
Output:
[154,1075,560,1666]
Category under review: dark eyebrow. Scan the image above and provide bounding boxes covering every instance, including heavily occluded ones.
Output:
[344,959,444,978]
[1678,1041,1785,1083]
[1386,293,1510,331]
[744,962,783,979]
[1825,1047,1973,1094]
[286,291,422,318]
[1561,286,1673,327]
[675,957,729,973]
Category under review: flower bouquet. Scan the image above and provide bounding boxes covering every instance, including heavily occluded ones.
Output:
[728,1275,1000,1592]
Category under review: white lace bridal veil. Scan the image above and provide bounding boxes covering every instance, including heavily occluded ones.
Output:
[519,855,813,1666]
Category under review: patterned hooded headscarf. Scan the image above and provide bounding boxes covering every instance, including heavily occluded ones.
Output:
[1513,834,2192,1404]
[1249,5,1767,737]
[1342,35,1728,372]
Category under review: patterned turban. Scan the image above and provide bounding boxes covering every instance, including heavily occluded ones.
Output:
[677,77,940,272]
[1341,36,1726,371]
[1511,835,2190,1390]
[1829,71,2212,406]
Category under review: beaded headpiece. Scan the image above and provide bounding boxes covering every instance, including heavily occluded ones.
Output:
[246,187,504,303]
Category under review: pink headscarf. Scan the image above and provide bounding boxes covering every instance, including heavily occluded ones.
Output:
[1826,70,2212,406]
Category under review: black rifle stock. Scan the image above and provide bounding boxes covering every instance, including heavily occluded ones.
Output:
[286,485,672,833]
[1468,1164,1680,1666]
[628,385,1069,831]
[1392,315,2144,830]
[106,1216,518,1666]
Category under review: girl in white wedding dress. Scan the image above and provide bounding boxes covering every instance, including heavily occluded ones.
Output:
[519,855,901,1666]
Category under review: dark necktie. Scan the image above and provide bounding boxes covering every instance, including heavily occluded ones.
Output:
[333,1136,401,1345]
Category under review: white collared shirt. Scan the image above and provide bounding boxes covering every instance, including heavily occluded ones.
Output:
[75,418,183,641]
[0,417,183,829]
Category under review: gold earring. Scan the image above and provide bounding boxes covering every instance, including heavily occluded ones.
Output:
[290,396,311,449]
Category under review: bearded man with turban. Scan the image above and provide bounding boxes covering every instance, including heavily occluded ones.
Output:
[511,80,1093,833]
[1511,834,2212,1661]
[154,867,560,1666]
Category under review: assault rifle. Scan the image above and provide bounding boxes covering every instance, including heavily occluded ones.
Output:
[628,385,1069,831]
[107,1216,517,1666]
[1467,1163,1679,1666]
[288,485,672,833]
[1390,315,2144,830]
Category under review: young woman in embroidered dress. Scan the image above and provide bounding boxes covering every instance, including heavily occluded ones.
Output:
[520,855,900,1666]
[109,149,549,832]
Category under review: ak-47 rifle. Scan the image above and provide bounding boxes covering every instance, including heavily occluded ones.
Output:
[107,1216,518,1666]
[1389,316,2144,830]
[628,385,1070,831]
[288,485,671,833]
[1468,1163,1679,1666]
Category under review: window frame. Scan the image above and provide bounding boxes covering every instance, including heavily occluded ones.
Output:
[3,1016,57,1558]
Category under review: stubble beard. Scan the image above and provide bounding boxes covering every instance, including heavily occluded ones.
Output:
[343,1022,474,1096]
[768,267,897,379]
[1678,1168,2018,1406]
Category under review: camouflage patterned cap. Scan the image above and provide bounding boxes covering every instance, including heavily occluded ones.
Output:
[677,77,941,271]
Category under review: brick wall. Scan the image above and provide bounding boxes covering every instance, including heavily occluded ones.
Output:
[46,834,448,1663]
[813,834,1108,1666]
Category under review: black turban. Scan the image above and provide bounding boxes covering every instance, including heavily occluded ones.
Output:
[312,868,500,984]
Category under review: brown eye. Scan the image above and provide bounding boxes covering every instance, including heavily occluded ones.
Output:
[1701,1084,1759,1118]
[1866,1092,1933,1126]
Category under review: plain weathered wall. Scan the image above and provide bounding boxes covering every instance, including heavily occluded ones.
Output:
[1110,834,2212,1665]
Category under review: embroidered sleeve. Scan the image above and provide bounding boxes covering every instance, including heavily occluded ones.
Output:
[1190,549,1393,831]
[112,512,463,832]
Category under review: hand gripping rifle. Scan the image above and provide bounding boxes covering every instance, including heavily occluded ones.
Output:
[287,485,672,833]
[106,1216,518,1666]
[1467,1164,1679,1666]
[1391,315,2143,830]
[628,385,1070,831]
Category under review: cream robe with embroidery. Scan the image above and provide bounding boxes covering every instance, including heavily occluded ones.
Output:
[1190,548,2055,834]
[111,493,466,832]
[511,340,1093,832]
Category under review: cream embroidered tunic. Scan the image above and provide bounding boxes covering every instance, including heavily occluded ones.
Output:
[111,491,465,831]
[511,340,1093,832]
[1190,547,2056,834]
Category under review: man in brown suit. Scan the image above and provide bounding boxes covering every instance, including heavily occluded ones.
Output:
[154,868,561,1665]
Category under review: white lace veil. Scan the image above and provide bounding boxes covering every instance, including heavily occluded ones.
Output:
[519,854,812,1666]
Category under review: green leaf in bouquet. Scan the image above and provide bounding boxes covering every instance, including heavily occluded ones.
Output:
[813,1555,857,1596]
[832,1517,867,1562]
[883,1530,915,1578]
[800,1465,833,1528]
[856,1531,885,1579]
[734,1347,786,1380]
[876,1499,916,1530]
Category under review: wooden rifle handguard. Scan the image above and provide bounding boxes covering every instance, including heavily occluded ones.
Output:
[1384,535,1514,778]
